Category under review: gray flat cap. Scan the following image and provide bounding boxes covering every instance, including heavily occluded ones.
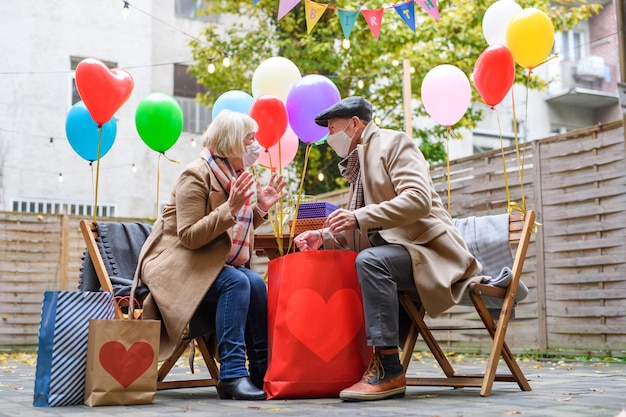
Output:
[314,96,373,127]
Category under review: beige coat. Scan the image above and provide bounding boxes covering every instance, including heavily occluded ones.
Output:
[132,157,266,360]
[334,123,482,317]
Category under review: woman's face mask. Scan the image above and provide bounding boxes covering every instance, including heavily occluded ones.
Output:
[242,139,261,167]
[327,120,354,158]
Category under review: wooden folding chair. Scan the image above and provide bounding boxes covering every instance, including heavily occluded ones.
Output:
[79,219,220,391]
[398,210,535,396]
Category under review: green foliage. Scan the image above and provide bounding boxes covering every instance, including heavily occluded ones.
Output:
[189,0,601,195]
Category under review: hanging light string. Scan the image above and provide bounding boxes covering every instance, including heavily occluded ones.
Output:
[119,0,235,71]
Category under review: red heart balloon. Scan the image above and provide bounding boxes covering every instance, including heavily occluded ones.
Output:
[249,94,288,149]
[75,58,134,125]
[473,45,515,107]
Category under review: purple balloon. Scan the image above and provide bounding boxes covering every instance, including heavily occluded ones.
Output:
[286,75,341,144]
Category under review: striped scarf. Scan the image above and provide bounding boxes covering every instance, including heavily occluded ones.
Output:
[202,149,253,267]
[338,149,365,210]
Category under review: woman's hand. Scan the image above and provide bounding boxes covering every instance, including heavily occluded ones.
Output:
[294,230,324,251]
[227,171,255,215]
[256,173,287,212]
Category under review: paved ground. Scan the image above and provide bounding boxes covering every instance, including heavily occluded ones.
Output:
[1,351,625,417]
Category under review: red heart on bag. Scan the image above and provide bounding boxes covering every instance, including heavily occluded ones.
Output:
[75,58,134,125]
[285,288,364,363]
[99,341,154,388]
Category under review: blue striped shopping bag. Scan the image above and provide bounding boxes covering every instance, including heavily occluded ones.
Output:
[33,291,115,407]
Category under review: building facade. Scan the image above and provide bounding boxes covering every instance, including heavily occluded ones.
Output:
[0,1,621,217]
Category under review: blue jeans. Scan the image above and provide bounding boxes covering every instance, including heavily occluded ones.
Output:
[203,266,268,380]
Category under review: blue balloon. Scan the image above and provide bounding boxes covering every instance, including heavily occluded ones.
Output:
[212,90,254,119]
[65,101,117,161]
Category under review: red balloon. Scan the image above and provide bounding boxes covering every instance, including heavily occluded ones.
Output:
[249,95,288,149]
[75,58,134,125]
[473,45,515,107]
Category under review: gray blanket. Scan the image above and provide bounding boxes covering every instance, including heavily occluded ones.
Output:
[78,222,151,298]
[454,214,528,316]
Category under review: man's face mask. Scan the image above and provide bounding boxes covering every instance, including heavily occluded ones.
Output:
[242,139,260,167]
[327,120,354,158]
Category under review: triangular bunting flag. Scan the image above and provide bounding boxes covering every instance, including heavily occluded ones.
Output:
[304,0,328,34]
[278,0,300,20]
[337,9,359,39]
[415,0,440,21]
[361,8,384,40]
[252,0,260,4]
[394,2,416,32]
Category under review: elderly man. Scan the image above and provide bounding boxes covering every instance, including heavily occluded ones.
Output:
[294,96,482,401]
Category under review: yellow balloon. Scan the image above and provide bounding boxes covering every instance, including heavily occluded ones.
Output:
[506,8,554,69]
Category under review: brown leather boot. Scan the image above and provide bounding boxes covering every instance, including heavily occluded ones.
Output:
[340,347,406,401]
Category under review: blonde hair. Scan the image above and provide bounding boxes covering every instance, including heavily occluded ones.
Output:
[202,110,258,157]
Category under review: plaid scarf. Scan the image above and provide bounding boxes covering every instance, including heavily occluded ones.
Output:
[202,149,253,267]
[338,149,365,210]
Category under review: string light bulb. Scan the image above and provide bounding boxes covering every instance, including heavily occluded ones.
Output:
[49,137,54,148]
[207,59,215,74]
[121,1,130,18]
[191,138,197,147]
[132,163,137,173]
[342,38,351,50]
[58,173,64,183]
[222,53,230,68]
[318,172,325,181]
[357,79,364,89]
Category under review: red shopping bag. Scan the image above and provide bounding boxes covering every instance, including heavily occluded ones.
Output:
[265,250,371,399]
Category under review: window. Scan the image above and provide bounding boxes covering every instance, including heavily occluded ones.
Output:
[555,31,585,61]
[11,198,117,217]
[70,57,118,105]
[174,0,218,22]
[174,64,212,133]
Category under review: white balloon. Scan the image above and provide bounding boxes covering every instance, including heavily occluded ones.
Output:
[482,0,523,46]
[251,57,302,102]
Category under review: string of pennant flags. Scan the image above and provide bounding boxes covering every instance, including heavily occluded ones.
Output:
[253,0,440,40]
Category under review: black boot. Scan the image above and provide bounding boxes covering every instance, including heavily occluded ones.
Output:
[217,377,266,400]
[249,374,264,390]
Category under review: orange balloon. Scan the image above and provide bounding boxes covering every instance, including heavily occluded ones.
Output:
[506,8,554,69]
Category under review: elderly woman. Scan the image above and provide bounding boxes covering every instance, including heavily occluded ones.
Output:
[133,110,286,400]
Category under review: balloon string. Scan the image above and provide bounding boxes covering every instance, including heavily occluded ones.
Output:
[286,143,312,255]
[161,152,179,164]
[156,153,161,220]
[93,127,103,224]
[446,126,451,213]
[510,85,526,216]
[494,107,512,212]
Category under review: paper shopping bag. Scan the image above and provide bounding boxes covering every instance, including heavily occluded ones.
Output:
[33,291,115,407]
[265,250,371,399]
[84,318,160,406]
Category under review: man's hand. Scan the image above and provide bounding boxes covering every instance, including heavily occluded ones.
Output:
[294,230,324,251]
[326,208,358,234]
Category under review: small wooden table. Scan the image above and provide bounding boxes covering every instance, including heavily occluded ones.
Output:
[254,233,297,260]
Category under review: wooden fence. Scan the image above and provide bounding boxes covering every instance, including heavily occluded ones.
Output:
[1,120,625,356]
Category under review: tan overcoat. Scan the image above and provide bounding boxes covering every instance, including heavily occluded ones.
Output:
[334,123,482,317]
[132,157,266,360]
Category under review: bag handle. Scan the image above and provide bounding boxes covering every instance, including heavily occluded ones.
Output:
[113,296,143,320]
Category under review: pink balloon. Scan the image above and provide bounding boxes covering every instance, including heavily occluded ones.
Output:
[257,125,299,170]
[421,65,471,127]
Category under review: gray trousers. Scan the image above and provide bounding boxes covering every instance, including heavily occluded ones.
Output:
[355,244,416,347]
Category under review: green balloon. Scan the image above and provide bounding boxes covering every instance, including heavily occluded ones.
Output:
[135,92,184,153]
